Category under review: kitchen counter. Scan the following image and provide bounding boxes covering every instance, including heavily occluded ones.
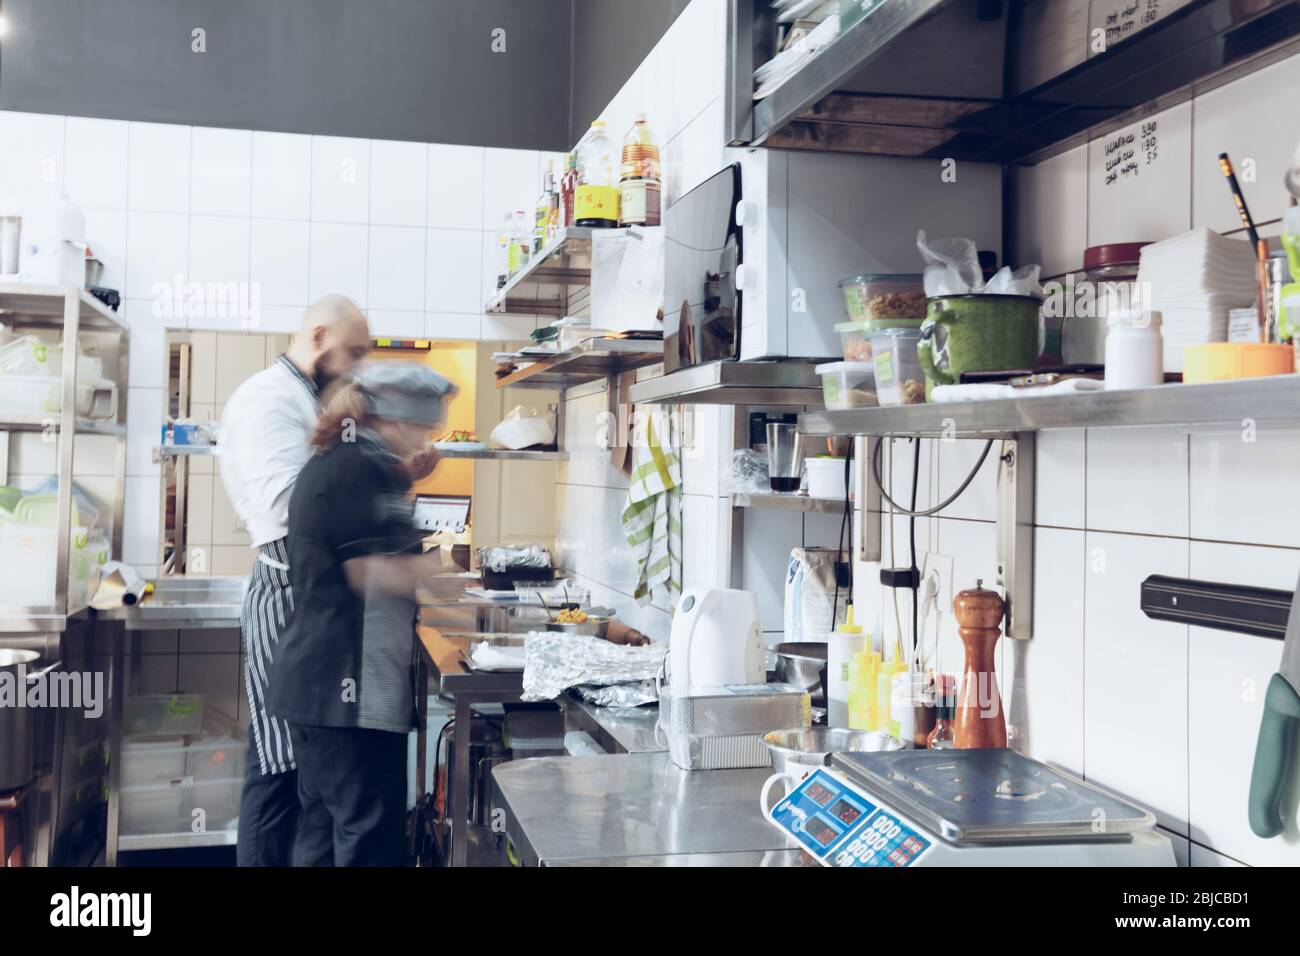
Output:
[491,752,802,866]
[96,575,246,629]
[565,695,664,754]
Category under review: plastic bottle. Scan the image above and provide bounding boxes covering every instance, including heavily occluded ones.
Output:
[534,161,554,253]
[560,151,578,229]
[496,213,513,290]
[619,114,661,227]
[890,670,916,746]
[508,211,530,276]
[876,641,906,735]
[827,603,866,728]
[575,121,620,228]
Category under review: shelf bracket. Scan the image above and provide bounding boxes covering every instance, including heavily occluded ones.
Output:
[857,436,881,564]
[996,433,1036,640]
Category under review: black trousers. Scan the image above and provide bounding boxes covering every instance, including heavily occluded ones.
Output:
[288,723,408,867]
[235,725,300,866]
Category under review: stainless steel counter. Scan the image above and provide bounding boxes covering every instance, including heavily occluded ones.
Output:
[96,575,245,864]
[548,849,815,866]
[97,575,246,629]
[565,696,664,754]
[492,752,802,866]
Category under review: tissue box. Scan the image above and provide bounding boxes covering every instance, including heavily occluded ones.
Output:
[659,683,810,771]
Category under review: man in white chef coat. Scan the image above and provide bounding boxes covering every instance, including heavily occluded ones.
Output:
[218,294,373,866]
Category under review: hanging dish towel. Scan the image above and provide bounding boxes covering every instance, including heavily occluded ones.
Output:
[622,405,682,606]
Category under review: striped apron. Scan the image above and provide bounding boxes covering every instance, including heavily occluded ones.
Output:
[241,537,296,775]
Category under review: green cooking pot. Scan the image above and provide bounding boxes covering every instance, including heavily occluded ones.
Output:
[917,294,1041,397]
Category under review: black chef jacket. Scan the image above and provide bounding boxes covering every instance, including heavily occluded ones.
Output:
[268,430,422,733]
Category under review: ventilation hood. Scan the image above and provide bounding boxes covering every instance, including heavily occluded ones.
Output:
[627,360,824,406]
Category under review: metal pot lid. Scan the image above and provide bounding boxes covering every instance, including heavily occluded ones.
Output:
[0,648,41,667]
[831,749,1155,845]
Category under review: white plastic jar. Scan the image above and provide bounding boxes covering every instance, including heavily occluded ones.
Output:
[1104,309,1163,389]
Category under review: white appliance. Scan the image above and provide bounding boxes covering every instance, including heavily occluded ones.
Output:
[766,749,1176,867]
[668,588,764,687]
[18,194,85,288]
[728,148,1003,360]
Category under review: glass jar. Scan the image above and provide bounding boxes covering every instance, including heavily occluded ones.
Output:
[1063,242,1149,365]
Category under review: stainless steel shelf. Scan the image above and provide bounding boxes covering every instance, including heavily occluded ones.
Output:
[733,491,848,513]
[799,376,1300,438]
[750,0,951,148]
[739,0,1300,165]
[435,448,569,461]
[495,337,663,391]
[0,415,124,435]
[628,360,824,406]
[119,829,238,852]
[0,281,126,330]
[153,444,218,464]
[484,227,621,317]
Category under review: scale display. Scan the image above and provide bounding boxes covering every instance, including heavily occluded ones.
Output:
[768,769,932,867]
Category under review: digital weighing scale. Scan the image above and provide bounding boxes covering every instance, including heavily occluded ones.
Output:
[766,749,1176,867]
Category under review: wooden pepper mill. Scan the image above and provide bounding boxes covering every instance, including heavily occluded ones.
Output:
[953,579,1007,749]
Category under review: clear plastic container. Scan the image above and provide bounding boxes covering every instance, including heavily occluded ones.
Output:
[805,456,849,499]
[0,334,50,374]
[814,361,878,410]
[0,374,117,418]
[838,274,927,324]
[120,738,188,787]
[0,523,98,607]
[123,694,205,738]
[834,318,926,361]
[870,328,927,405]
[513,578,590,607]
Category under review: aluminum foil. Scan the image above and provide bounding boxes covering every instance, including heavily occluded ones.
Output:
[520,632,667,702]
[574,680,659,708]
[659,683,811,771]
[477,544,552,573]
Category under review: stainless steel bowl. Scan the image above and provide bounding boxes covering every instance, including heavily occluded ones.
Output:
[773,642,826,706]
[762,726,904,775]
[544,617,611,638]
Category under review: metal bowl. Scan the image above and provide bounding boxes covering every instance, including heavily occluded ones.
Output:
[543,617,611,638]
[773,642,827,707]
[762,726,904,775]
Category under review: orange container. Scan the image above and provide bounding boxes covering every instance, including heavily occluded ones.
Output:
[1182,343,1294,383]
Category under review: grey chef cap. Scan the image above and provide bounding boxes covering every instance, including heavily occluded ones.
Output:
[355,361,456,426]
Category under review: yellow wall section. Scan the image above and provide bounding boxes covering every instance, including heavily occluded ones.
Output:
[367,343,476,497]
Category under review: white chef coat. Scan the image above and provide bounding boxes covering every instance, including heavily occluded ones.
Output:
[218,356,319,548]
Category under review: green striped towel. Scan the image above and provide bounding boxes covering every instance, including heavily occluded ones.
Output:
[622,406,682,606]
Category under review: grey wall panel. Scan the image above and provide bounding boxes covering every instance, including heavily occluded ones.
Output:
[568,0,689,144]
[0,0,574,150]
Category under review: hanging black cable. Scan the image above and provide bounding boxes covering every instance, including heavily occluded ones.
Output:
[831,443,854,623]
[871,437,994,517]
[909,439,920,660]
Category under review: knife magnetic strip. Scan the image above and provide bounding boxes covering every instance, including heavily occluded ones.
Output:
[1140,575,1292,640]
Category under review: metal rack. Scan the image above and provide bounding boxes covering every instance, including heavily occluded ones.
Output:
[485,227,620,317]
[729,0,1300,164]
[436,448,569,462]
[494,337,663,392]
[0,282,129,632]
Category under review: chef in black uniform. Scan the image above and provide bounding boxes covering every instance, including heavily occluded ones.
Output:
[268,362,455,866]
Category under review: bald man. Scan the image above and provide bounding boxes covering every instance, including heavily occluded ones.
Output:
[219,295,371,866]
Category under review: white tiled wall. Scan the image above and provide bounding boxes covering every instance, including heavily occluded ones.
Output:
[1004,50,1300,866]
[552,0,731,643]
[0,106,566,574]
